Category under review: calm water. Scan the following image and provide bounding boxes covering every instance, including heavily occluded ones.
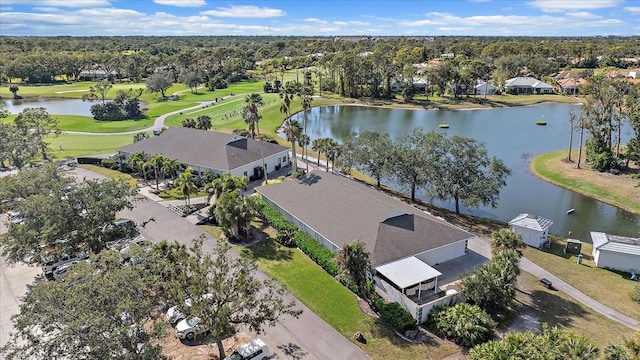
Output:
[292,103,640,242]
[3,98,93,116]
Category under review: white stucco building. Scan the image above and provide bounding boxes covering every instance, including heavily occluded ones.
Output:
[590,232,640,272]
[508,213,553,248]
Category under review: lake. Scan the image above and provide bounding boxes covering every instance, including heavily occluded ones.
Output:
[292,103,640,242]
[3,98,93,116]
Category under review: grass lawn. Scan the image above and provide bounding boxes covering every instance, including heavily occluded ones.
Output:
[522,236,640,323]
[200,222,461,360]
[516,271,636,348]
[157,188,208,201]
[531,150,640,214]
[48,133,136,159]
[77,164,138,188]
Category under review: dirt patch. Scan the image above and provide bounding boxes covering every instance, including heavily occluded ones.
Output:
[499,275,542,337]
[357,297,378,318]
[160,332,252,360]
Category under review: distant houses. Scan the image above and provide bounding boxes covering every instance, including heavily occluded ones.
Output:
[590,232,640,272]
[256,171,487,323]
[508,213,553,249]
[504,77,554,95]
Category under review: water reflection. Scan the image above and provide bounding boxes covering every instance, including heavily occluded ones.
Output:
[292,103,640,241]
[3,98,94,116]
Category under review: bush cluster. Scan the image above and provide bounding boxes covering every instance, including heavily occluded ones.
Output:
[631,284,640,304]
[293,231,340,276]
[373,298,418,333]
[255,198,339,275]
[100,158,120,170]
[427,303,496,347]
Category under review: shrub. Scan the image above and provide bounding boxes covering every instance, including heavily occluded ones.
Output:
[631,284,640,304]
[100,158,120,170]
[294,230,340,276]
[373,299,417,333]
[428,303,496,347]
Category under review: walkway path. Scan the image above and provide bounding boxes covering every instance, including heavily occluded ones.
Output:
[467,235,639,331]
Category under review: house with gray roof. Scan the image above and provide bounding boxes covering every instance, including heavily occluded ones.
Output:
[504,76,554,95]
[255,171,486,323]
[508,213,553,248]
[117,127,290,180]
[590,232,640,272]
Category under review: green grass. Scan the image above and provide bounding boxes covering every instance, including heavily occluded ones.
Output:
[157,188,207,200]
[48,133,137,158]
[199,222,460,360]
[517,271,635,348]
[531,150,640,214]
[77,164,138,188]
[523,236,640,323]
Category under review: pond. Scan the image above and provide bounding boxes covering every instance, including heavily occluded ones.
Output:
[3,98,93,116]
[292,103,640,242]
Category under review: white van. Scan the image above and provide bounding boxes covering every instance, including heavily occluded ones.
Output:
[224,338,269,360]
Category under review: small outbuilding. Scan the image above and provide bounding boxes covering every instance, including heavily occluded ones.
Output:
[564,238,582,254]
[590,232,640,272]
[508,213,554,249]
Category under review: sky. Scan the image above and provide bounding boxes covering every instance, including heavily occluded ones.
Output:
[0,0,639,37]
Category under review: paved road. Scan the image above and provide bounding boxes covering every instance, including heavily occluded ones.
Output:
[78,167,371,360]
[467,234,639,331]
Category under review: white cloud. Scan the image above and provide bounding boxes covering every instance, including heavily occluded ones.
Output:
[201,5,285,18]
[528,0,622,12]
[333,20,369,26]
[624,7,640,14]
[153,0,206,7]
[566,11,600,19]
[1,0,110,7]
[33,7,62,12]
[304,18,328,24]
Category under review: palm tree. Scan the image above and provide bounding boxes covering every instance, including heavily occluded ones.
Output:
[243,93,264,139]
[147,154,167,191]
[196,115,212,130]
[279,93,291,120]
[282,119,302,172]
[324,138,340,172]
[174,167,199,205]
[312,138,324,166]
[205,173,247,203]
[490,228,526,256]
[161,157,182,182]
[299,134,310,171]
[213,189,257,240]
[128,151,148,183]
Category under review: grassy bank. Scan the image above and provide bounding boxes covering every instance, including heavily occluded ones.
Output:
[523,236,640,323]
[531,150,640,214]
[201,223,461,360]
[516,271,635,348]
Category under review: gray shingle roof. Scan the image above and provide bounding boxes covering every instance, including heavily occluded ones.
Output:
[117,127,288,172]
[256,171,475,266]
[505,76,553,89]
[509,213,553,231]
[591,231,640,256]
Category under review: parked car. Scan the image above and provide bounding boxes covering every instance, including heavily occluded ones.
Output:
[175,317,208,341]
[224,338,270,360]
[6,210,23,224]
[166,293,213,324]
[42,252,89,281]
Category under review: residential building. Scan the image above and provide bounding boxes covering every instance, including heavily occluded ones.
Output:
[504,77,554,95]
[590,232,640,272]
[509,213,553,249]
[117,127,290,180]
[255,171,487,323]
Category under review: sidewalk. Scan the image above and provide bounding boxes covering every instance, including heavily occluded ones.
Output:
[468,236,639,331]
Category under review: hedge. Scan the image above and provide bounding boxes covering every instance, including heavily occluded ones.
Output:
[374,298,418,333]
[293,230,340,276]
[255,197,340,276]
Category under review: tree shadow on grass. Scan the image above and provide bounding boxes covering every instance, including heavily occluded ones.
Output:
[365,317,442,349]
[238,237,293,262]
[531,289,588,329]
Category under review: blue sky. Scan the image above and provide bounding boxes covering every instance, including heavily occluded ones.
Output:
[0,0,639,37]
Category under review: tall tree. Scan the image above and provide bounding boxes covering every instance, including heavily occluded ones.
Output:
[490,228,526,256]
[145,71,173,98]
[243,93,264,139]
[393,128,446,201]
[213,189,258,239]
[128,151,149,183]
[0,251,169,360]
[82,80,112,104]
[353,130,393,188]
[13,107,60,161]
[171,238,302,359]
[282,119,302,172]
[426,135,511,214]
[196,115,212,130]
[147,153,167,191]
